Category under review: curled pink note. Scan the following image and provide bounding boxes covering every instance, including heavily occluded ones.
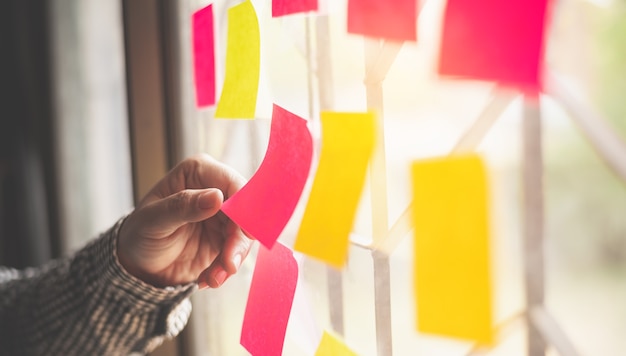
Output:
[241,243,298,356]
[221,104,313,248]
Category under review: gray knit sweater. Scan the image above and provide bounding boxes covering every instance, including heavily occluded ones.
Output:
[0,218,196,355]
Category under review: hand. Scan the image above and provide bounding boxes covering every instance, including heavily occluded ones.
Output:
[117,154,254,289]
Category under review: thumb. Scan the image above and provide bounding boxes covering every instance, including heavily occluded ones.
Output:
[139,188,224,234]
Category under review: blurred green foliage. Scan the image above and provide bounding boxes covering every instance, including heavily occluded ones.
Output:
[545,0,626,271]
[594,1,626,135]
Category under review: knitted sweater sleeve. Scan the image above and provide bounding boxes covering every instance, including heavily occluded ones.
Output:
[0,218,196,355]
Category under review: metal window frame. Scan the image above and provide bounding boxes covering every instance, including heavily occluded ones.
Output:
[122,0,197,354]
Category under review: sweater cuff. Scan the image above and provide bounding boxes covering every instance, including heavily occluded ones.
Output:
[71,216,196,321]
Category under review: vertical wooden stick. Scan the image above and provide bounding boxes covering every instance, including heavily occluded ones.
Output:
[364,38,394,356]
[315,15,345,337]
[373,251,393,356]
[522,95,546,356]
[304,17,315,121]
[364,39,390,246]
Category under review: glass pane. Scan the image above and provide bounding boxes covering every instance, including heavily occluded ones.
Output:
[177,0,626,355]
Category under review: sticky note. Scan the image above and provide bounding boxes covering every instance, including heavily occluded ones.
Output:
[241,243,298,356]
[438,0,549,90]
[192,4,215,108]
[294,112,376,268]
[215,0,260,119]
[412,154,494,345]
[222,105,313,248]
[347,0,418,42]
[272,0,317,17]
[315,331,357,356]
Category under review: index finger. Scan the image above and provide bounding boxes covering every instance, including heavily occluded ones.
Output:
[183,154,247,200]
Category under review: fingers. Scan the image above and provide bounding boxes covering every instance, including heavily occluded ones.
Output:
[138,188,224,236]
[197,220,254,289]
[220,220,254,273]
[180,154,247,199]
[130,154,252,289]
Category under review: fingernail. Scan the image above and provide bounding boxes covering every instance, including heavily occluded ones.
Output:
[198,280,208,290]
[198,190,216,210]
[232,254,242,271]
[212,269,227,287]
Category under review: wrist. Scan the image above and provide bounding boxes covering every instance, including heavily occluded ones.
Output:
[116,218,163,288]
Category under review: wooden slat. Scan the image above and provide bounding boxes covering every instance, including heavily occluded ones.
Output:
[122,1,176,355]
[123,0,169,203]
[546,71,626,184]
[374,87,518,255]
[363,38,400,356]
[522,95,546,356]
[530,307,581,356]
[313,15,347,339]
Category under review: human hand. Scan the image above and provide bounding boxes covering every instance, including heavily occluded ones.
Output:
[117,154,254,289]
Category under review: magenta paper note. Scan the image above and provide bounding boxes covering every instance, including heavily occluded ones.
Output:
[272,0,317,17]
[192,4,215,107]
[347,0,418,42]
[241,243,298,356]
[221,104,313,248]
[438,0,550,91]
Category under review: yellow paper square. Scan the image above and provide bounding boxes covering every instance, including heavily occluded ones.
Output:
[412,154,494,345]
[315,331,357,356]
[215,0,260,119]
[294,111,376,268]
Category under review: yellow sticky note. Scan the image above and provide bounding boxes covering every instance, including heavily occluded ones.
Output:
[412,154,494,345]
[215,0,259,119]
[315,331,358,356]
[295,112,376,268]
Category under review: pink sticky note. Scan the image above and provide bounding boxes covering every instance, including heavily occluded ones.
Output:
[222,104,313,248]
[272,0,317,17]
[192,4,216,107]
[347,0,418,42]
[241,243,298,356]
[438,0,550,91]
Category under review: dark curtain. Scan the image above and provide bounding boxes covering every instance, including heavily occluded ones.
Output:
[0,0,60,268]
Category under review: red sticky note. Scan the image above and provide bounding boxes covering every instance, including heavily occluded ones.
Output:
[272,0,317,17]
[241,243,298,356]
[221,104,313,248]
[192,4,216,107]
[438,0,550,90]
[347,0,418,42]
